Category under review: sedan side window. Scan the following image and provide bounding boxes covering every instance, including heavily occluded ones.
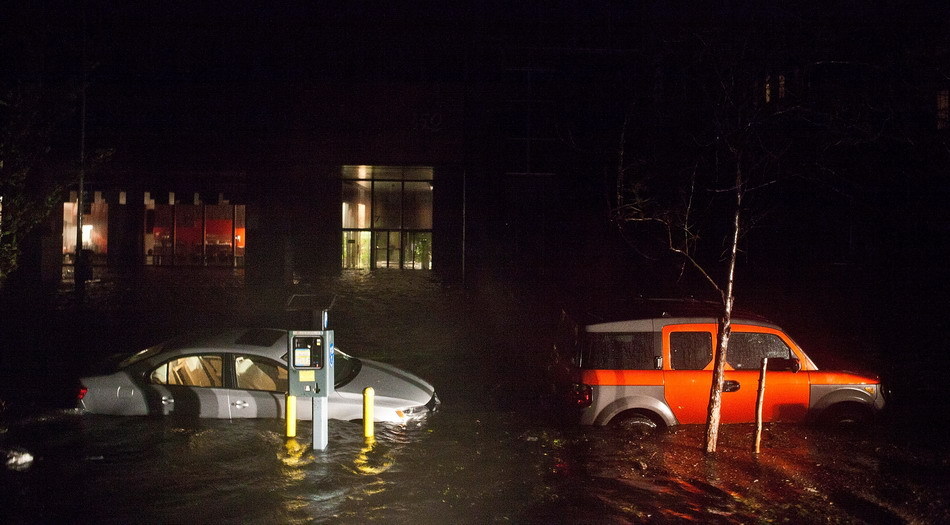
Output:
[235,355,288,392]
[149,355,223,388]
[727,333,792,370]
[670,332,713,370]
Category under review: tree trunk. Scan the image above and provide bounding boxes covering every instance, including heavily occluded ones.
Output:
[704,174,743,454]
[754,357,769,453]
[704,307,733,453]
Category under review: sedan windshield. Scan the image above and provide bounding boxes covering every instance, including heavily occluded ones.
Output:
[333,350,361,388]
[276,349,362,388]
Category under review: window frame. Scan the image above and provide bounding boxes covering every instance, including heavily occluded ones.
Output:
[724,331,794,370]
[668,330,714,371]
[148,353,226,388]
[341,165,434,270]
[232,353,289,393]
[663,323,814,372]
[581,331,658,370]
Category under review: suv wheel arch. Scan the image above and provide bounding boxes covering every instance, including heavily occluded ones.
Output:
[815,402,874,427]
[610,410,665,434]
[594,394,678,427]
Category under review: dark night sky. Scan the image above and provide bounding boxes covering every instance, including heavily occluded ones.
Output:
[2,1,948,184]
[3,2,491,167]
[4,1,947,145]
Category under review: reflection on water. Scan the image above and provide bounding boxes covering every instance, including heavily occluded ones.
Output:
[352,437,395,477]
[537,422,950,524]
[1,408,549,524]
[2,406,949,523]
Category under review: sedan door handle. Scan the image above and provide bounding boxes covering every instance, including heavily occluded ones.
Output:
[231,400,249,408]
[723,380,741,393]
[161,397,174,405]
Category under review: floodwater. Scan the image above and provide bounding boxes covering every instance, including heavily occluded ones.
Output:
[2,269,949,523]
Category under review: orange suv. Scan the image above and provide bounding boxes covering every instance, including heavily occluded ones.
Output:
[551,299,884,431]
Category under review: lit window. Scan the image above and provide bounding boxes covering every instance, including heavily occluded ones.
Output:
[341,166,433,270]
[82,224,93,246]
[62,197,109,257]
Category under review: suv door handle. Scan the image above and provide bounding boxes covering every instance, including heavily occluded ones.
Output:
[231,400,249,408]
[723,380,741,393]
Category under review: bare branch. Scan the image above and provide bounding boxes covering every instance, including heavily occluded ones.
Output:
[616,214,724,296]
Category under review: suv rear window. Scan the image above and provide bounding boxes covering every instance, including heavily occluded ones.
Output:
[582,332,654,370]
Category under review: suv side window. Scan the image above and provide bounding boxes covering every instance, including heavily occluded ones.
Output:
[727,332,792,370]
[670,332,712,370]
[583,333,654,370]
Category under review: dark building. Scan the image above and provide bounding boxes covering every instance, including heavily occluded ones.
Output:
[7,3,949,296]
[28,3,613,289]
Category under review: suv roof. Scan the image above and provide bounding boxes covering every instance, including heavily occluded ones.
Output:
[564,297,775,327]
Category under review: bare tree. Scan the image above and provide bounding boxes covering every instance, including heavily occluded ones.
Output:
[610,20,795,452]
[613,121,750,452]
[0,84,69,281]
[606,1,943,452]
[0,4,111,285]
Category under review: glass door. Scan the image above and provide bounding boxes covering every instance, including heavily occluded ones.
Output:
[403,232,432,270]
[342,231,372,269]
[374,231,402,268]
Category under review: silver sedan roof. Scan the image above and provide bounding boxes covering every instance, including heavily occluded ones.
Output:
[120,328,295,369]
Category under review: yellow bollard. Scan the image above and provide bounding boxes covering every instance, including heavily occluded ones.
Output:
[363,387,375,439]
[286,394,297,438]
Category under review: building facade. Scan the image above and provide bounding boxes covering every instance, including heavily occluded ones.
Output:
[11,3,948,294]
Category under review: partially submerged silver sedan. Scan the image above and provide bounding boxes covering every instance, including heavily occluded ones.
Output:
[77,328,439,424]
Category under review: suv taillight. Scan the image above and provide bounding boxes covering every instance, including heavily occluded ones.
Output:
[76,383,88,400]
[568,383,592,408]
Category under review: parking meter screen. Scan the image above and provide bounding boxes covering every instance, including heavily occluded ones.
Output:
[292,336,324,369]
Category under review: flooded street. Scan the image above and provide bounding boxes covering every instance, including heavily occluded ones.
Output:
[2,412,548,523]
[2,269,949,523]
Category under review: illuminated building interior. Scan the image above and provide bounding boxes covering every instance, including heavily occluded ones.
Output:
[60,165,432,272]
[342,166,433,270]
[63,191,246,267]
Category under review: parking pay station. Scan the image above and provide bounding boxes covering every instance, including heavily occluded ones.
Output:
[287,329,334,450]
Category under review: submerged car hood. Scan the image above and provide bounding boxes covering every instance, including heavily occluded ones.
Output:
[339,358,435,401]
